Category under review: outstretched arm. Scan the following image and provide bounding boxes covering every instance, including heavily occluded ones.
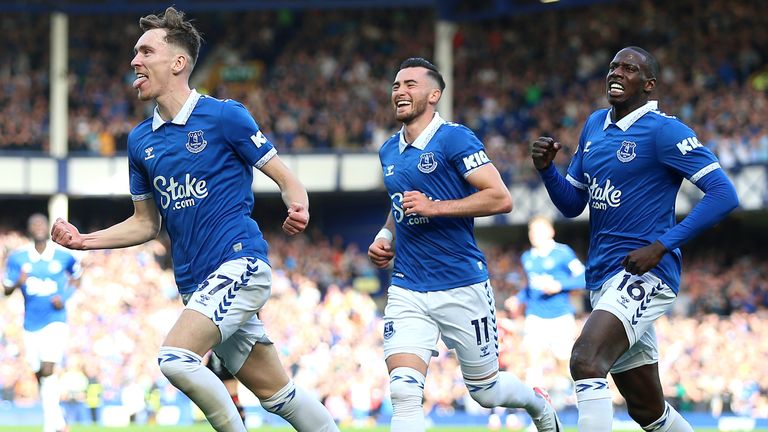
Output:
[51,198,161,250]
[260,155,310,236]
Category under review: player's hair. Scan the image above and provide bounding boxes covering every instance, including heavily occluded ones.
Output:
[139,7,202,68]
[625,46,660,80]
[27,212,48,227]
[528,214,553,228]
[399,57,446,91]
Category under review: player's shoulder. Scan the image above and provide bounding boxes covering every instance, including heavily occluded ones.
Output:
[435,122,484,155]
[379,131,401,154]
[585,108,611,127]
[646,109,699,150]
[437,121,476,140]
[51,244,79,260]
[553,242,575,254]
[213,96,248,112]
[646,108,689,129]
[128,117,153,142]
[5,247,28,263]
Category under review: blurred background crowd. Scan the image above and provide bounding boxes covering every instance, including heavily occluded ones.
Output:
[2,0,768,182]
[1,224,767,425]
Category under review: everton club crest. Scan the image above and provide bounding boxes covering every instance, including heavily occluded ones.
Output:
[616,140,637,163]
[418,152,438,173]
[383,321,395,340]
[186,130,208,154]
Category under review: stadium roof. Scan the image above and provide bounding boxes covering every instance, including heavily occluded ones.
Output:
[1,0,622,20]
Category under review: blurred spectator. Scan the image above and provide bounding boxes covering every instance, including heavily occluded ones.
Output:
[1,0,767,173]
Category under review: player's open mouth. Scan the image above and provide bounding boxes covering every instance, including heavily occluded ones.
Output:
[608,82,624,96]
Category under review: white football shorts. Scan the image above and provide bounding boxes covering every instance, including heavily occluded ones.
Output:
[182,257,272,375]
[591,269,677,374]
[522,313,576,361]
[23,321,69,372]
[383,280,500,378]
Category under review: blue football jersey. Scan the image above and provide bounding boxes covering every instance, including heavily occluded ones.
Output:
[519,243,585,319]
[566,101,721,292]
[379,114,491,292]
[128,90,275,294]
[2,242,81,331]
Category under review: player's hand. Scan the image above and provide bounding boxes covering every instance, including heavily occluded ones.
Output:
[368,238,394,269]
[403,191,437,217]
[50,295,64,310]
[503,296,524,317]
[51,218,85,250]
[530,136,562,171]
[282,202,309,236]
[540,279,563,295]
[621,241,668,275]
[17,270,29,287]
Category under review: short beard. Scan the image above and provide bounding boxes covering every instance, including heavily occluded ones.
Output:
[395,99,427,124]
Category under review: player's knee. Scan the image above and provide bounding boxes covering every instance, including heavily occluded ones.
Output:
[464,374,499,408]
[37,364,55,378]
[389,367,425,414]
[569,344,610,380]
[157,347,203,388]
[260,380,297,415]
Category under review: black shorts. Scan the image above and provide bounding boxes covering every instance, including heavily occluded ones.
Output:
[206,352,235,381]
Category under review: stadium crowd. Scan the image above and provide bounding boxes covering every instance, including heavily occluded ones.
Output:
[1,226,767,425]
[1,0,768,178]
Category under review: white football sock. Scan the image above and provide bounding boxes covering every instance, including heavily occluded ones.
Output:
[575,378,612,432]
[39,374,66,432]
[389,367,426,432]
[260,380,338,431]
[465,371,546,418]
[158,347,245,432]
[642,402,694,432]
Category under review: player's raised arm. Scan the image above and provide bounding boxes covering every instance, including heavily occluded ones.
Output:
[51,198,161,250]
[259,155,310,236]
[532,136,589,218]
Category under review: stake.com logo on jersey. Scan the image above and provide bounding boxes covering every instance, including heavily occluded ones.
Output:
[584,173,622,210]
[153,173,209,210]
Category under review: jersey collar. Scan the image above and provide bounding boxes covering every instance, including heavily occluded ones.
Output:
[152,89,202,131]
[398,112,446,154]
[26,241,56,262]
[603,100,658,131]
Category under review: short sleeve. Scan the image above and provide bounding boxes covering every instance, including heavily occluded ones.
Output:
[128,131,152,201]
[656,120,720,185]
[445,125,490,178]
[2,253,20,287]
[65,252,83,280]
[221,100,277,169]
